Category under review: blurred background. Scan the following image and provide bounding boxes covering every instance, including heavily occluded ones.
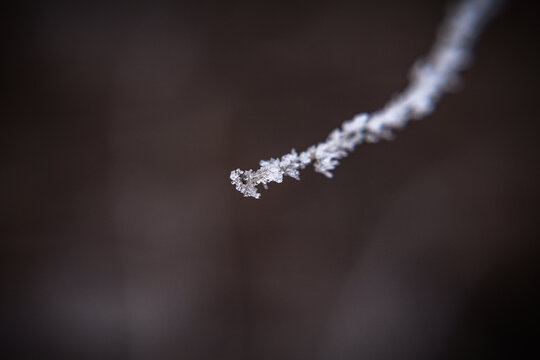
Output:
[2,0,539,359]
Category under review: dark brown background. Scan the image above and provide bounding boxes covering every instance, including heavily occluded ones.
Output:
[2,0,539,359]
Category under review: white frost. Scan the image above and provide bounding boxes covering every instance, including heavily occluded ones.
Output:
[230,0,500,199]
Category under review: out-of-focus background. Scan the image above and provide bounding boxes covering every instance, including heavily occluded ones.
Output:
[2,0,539,359]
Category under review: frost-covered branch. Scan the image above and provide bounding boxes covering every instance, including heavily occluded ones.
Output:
[230,0,500,199]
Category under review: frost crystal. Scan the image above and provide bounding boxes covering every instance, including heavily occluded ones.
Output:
[230,0,500,199]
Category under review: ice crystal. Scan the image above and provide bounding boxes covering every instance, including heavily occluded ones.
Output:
[230,0,500,199]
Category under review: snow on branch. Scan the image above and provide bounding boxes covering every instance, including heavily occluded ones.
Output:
[230,0,500,199]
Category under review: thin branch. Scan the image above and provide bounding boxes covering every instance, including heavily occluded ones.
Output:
[230,0,500,199]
